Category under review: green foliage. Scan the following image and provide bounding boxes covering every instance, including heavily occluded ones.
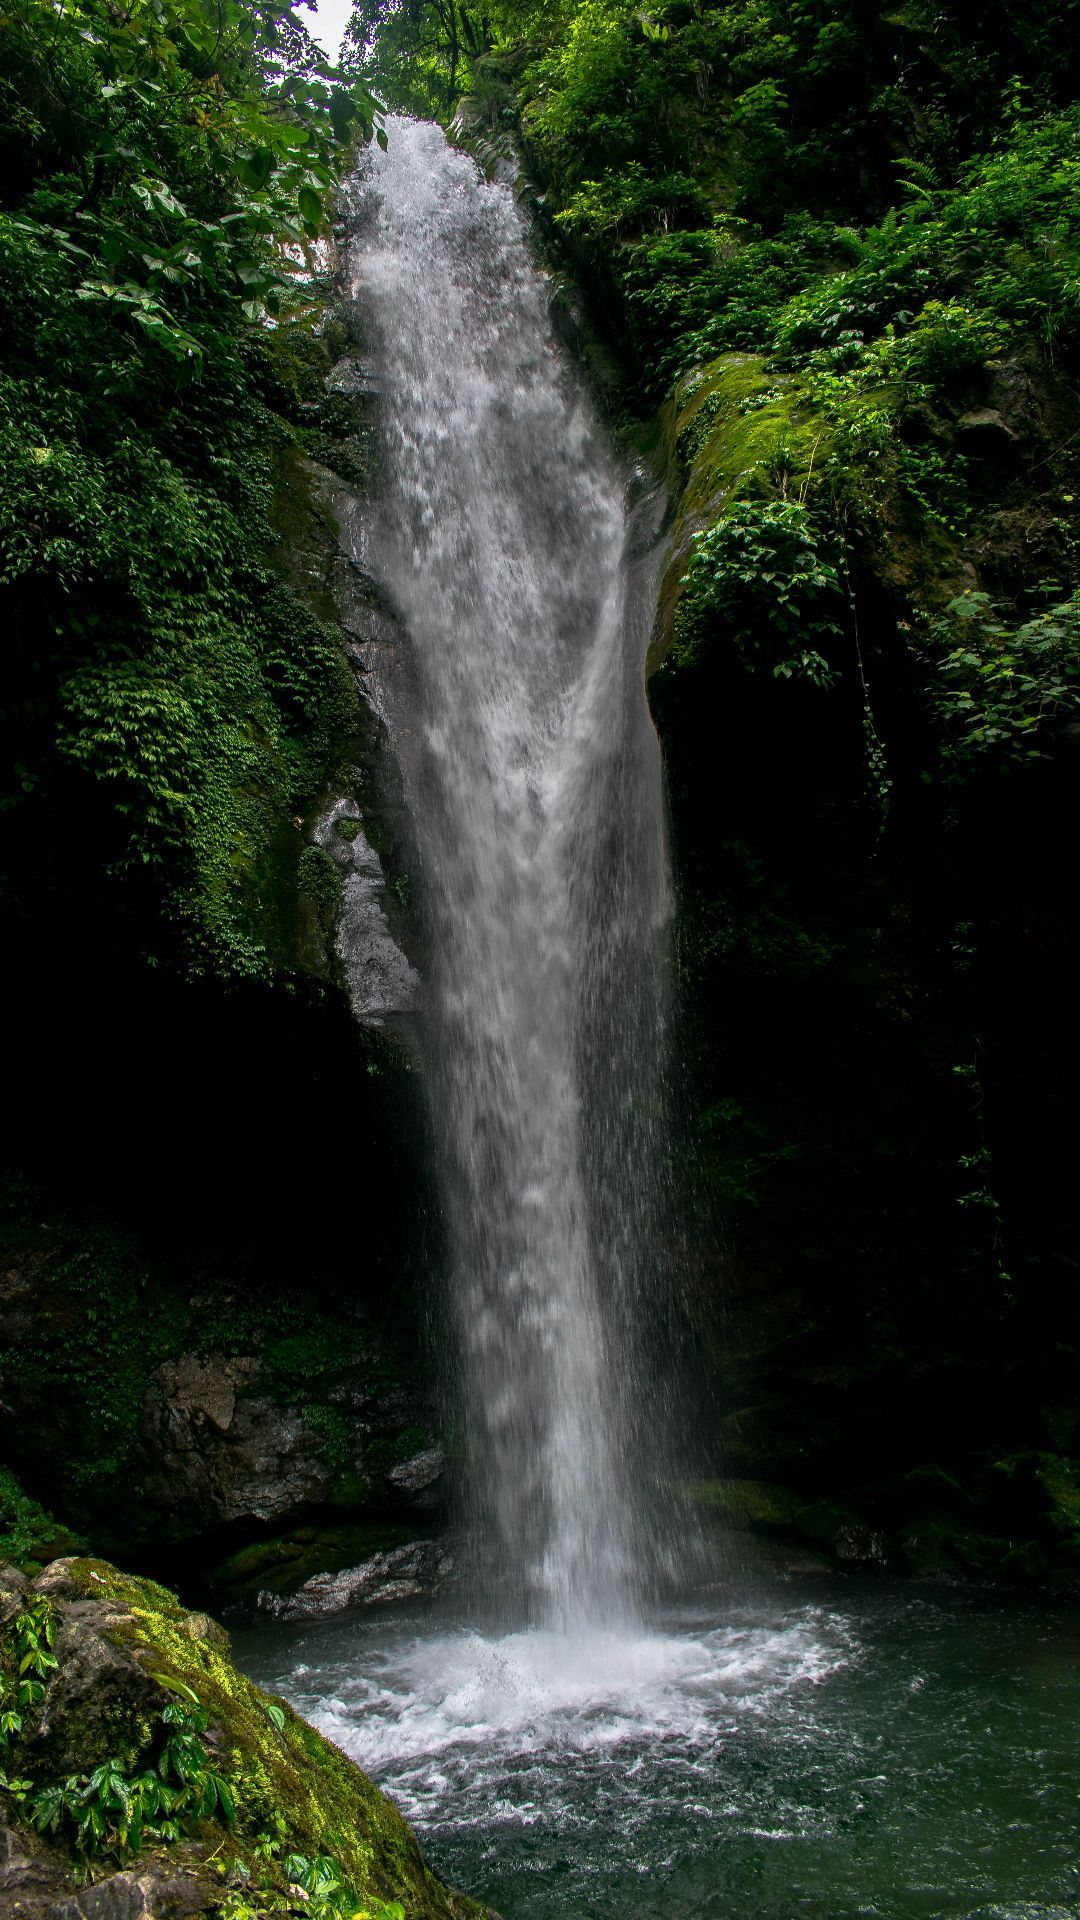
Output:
[343,0,494,116]
[555,163,704,239]
[0,1598,57,1789]
[0,0,383,352]
[222,1831,406,1920]
[0,1472,85,1573]
[0,0,377,975]
[677,501,843,687]
[927,590,1080,772]
[298,844,344,926]
[23,1697,235,1862]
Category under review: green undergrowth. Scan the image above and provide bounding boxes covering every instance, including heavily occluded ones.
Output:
[0,0,384,982]
[678,1462,1080,1579]
[0,1472,85,1577]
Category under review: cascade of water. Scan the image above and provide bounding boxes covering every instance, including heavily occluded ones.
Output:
[344,119,672,1630]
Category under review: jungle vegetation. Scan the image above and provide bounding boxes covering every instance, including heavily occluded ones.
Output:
[0,0,381,975]
[2,0,1080,1583]
[346,0,1080,1563]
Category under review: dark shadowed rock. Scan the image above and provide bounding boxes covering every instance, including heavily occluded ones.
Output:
[386,1445,446,1505]
[135,1349,442,1537]
[834,1525,888,1565]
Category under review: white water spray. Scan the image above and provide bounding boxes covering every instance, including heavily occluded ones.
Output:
[344,120,672,1629]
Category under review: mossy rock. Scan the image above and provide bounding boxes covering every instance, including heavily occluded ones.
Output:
[649,352,830,671]
[895,1516,1019,1578]
[0,1557,487,1920]
[677,1477,804,1531]
[207,1521,428,1604]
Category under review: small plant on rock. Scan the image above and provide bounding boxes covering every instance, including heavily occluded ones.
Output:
[25,1693,235,1863]
[676,499,844,687]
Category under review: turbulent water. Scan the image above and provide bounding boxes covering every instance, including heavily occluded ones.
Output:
[344,119,673,1628]
[237,1585,1080,1920]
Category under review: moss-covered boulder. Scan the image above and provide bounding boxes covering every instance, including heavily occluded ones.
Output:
[0,1558,487,1920]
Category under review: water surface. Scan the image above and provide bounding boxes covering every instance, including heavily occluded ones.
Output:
[236,1582,1080,1919]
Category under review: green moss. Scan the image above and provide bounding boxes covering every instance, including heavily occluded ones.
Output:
[208,1522,425,1601]
[896,1517,1017,1577]
[678,1477,803,1529]
[302,1403,355,1471]
[297,845,343,933]
[676,354,829,516]
[650,353,831,671]
[36,1559,483,1918]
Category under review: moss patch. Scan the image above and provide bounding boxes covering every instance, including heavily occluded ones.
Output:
[206,1521,428,1603]
[678,1477,804,1531]
[650,352,830,670]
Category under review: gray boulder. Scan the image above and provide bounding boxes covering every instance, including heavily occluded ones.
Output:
[258,1540,455,1620]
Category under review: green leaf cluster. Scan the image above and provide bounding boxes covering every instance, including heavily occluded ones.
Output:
[222,1828,407,1920]
[1,1610,233,1859]
[0,0,380,975]
[0,1599,58,1789]
[23,1696,236,1860]
[0,1471,86,1573]
[927,589,1080,772]
[677,500,843,688]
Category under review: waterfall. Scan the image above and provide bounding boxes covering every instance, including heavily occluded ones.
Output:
[343,119,672,1630]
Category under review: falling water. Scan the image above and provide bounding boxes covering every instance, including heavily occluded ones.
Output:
[343,120,672,1630]
[238,122,1080,1920]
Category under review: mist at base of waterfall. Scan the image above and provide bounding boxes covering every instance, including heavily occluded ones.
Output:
[235,1583,1080,1920]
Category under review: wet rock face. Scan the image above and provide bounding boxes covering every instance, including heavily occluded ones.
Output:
[0,1237,447,1584]
[314,796,420,1026]
[258,1539,456,1621]
[833,1525,888,1566]
[141,1355,326,1527]
[138,1351,441,1536]
[386,1446,446,1506]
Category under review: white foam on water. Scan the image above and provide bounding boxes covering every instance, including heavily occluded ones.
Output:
[269,1608,854,1828]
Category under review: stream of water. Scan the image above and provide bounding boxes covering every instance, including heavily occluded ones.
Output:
[344,117,673,1630]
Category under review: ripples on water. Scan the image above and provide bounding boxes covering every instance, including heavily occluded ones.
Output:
[236,1584,1080,1920]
